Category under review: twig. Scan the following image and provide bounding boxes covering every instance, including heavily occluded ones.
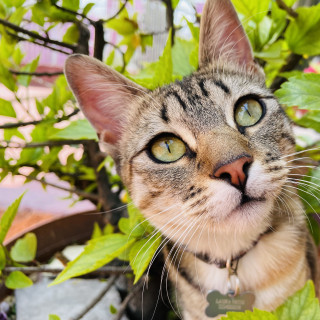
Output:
[17,173,99,202]
[0,140,92,149]
[53,3,95,24]
[113,277,146,320]
[0,18,76,50]
[270,53,302,91]
[72,275,118,320]
[104,0,129,23]
[7,31,71,55]
[3,266,132,275]
[0,109,80,130]
[275,0,298,18]
[9,70,63,77]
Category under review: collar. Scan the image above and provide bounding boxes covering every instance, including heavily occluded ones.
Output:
[189,226,273,269]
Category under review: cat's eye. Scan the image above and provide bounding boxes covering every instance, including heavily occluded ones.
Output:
[234,99,263,128]
[150,135,186,163]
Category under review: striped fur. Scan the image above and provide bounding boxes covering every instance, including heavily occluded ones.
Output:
[64,0,319,318]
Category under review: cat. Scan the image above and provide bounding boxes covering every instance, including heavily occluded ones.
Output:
[64,0,319,318]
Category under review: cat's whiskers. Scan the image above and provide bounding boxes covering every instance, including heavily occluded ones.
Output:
[275,193,295,225]
[286,156,316,164]
[281,185,314,231]
[280,147,320,160]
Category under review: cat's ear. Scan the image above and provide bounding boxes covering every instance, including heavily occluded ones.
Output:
[199,0,255,70]
[65,54,146,155]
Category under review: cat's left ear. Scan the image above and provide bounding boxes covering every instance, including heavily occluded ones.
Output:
[199,0,259,72]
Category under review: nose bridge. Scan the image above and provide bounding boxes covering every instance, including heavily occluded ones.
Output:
[199,128,251,170]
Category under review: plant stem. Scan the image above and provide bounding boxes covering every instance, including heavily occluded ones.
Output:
[0,109,79,129]
[18,173,99,202]
[72,275,117,320]
[275,0,298,18]
[9,70,63,77]
[0,18,76,50]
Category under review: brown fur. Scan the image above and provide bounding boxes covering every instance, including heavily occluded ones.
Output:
[64,0,319,318]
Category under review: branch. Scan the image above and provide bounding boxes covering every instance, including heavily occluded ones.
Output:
[0,109,80,130]
[53,3,95,24]
[104,0,129,23]
[113,277,146,320]
[17,173,99,202]
[0,18,76,50]
[275,0,298,18]
[73,276,117,320]
[9,70,63,77]
[0,139,93,149]
[269,53,302,91]
[3,266,132,275]
[8,31,71,55]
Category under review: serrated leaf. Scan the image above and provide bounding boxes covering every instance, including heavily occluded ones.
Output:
[118,217,145,238]
[285,3,320,56]
[51,234,135,285]
[275,73,320,110]
[0,245,6,270]
[231,0,270,23]
[274,280,320,320]
[129,232,162,284]
[222,308,277,319]
[49,119,98,141]
[5,271,33,289]
[0,192,25,244]
[0,98,16,118]
[10,233,37,263]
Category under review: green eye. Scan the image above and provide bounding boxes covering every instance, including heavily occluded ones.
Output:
[150,136,186,163]
[235,99,263,127]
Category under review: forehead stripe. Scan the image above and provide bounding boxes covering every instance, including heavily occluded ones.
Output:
[213,79,230,94]
[167,91,187,111]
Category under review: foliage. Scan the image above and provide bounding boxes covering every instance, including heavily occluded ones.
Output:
[221,281,320,320]
[0,0,320,318]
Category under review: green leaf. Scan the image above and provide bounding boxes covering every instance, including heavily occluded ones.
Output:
[4,128,25,141]
[0,192,25,244]
[49,119,98,141]
[309,215,320,246]
[0,245,6,270]
[109,304,117,314]
[171,0,179,9]
[118,217,145,238]
[82,3,94,16]
[172,38,196,77]
[106,17,138,36]
[103,224,114,235]
[62,0,79,11]
[18,55,40,87]
[10,233,37,263]
[49,315,61,320]
[0,98,16,118]
[231,0,270,23]
[129,232,162,284]
[285,3,320,56]
[0,63,16,91]
[5,271,33,289]
[275,73,320,110]
[274,280,320,320]
[17,148,44,166]
[51,234,136,285]
[91,222,103,239]
[62,24,79,45]
[221,309,277,319]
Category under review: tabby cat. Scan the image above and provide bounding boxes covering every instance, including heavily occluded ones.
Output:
[64,0,319,318]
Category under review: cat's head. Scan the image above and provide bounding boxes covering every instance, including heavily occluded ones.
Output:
[65,0,295,256]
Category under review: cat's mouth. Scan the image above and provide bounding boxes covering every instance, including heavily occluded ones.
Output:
[239,194,266,207]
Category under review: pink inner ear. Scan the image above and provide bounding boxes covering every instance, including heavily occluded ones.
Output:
[65,55,144,146]
[199,0,254,68]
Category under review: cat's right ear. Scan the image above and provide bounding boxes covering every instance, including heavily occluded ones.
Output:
[199,0,257,71]
[65,54,146,157]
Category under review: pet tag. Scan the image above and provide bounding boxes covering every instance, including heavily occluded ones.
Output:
[205,290,255,318]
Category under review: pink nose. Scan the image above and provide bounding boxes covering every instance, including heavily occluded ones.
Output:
[213,156,253,187]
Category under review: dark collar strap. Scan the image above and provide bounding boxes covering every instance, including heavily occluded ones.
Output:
[190,226,274,269]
